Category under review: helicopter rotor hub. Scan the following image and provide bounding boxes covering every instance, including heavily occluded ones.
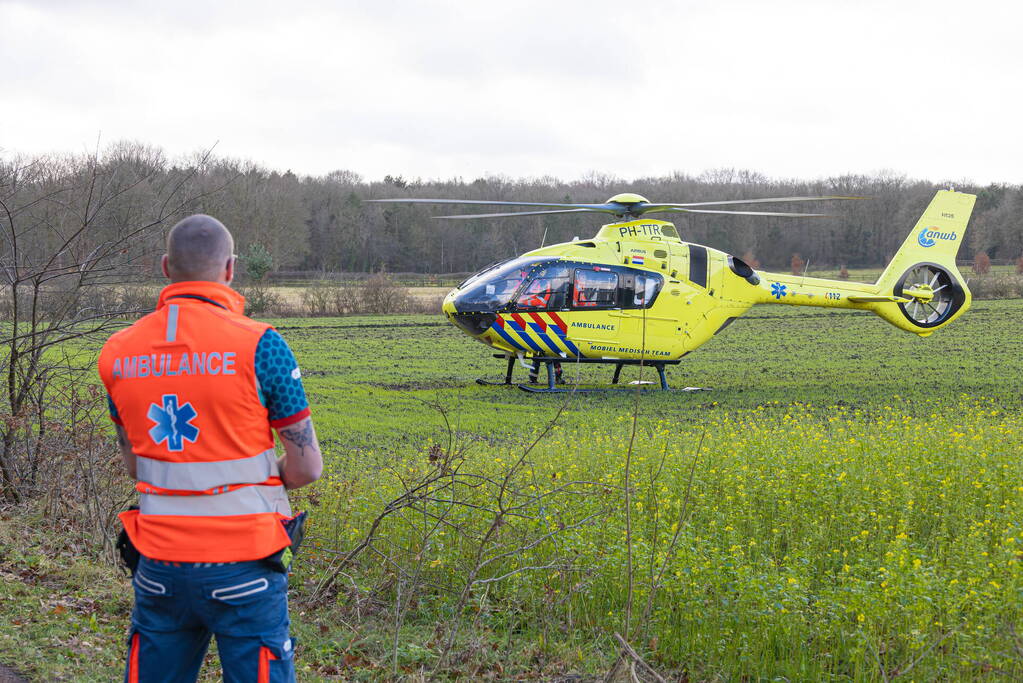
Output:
[903,283,935,303]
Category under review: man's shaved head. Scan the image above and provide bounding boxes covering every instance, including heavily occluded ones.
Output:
[165,214,235,283]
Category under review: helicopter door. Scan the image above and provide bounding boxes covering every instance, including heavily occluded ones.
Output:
[566,268,620,349]
[609,271,678,359]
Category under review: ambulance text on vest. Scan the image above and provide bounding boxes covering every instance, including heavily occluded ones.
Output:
[111,352,237,379]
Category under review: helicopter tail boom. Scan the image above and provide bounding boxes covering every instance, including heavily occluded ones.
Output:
[752,190,975,336]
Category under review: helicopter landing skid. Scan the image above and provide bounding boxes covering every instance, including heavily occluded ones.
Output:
[478,355,685,393]
[476,356,518,386]
[519,384,606,394]
[520,362,669,393]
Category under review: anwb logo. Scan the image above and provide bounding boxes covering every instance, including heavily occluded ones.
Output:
[918,227,957,248]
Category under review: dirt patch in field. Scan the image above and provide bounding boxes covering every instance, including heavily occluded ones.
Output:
[0,663,27,683]
[275,322,447,331]
[375,379,464,391]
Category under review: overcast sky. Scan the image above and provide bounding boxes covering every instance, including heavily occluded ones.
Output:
[2,0,1020,184]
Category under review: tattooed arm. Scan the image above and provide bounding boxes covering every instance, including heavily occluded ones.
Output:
[276,417,323,489]
[115,424,138,479]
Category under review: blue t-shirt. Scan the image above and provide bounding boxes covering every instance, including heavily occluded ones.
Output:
[107,328,309,428]
[254,328,310,427]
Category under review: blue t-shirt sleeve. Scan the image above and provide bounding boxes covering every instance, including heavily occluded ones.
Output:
[254,328,310,428]
[107,394,122,424]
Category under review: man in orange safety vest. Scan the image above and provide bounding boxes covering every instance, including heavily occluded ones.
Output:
[98,214,322,682]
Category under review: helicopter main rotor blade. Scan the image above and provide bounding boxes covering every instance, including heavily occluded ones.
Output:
[434,208,602,219]
[663,208,832,218]
[642,195,865,211]
[369,195,861,219]
[369,198,617,210]
[438,207,831,219]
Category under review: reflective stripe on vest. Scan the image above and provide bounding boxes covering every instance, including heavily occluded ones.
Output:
[140,483,291,517]
[135,478,284,497]
[135,448,279,490]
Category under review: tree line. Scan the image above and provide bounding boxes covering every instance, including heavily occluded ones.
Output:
[3,142,1021,280]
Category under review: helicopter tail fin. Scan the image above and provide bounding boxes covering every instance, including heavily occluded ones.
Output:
[870,190,976,335]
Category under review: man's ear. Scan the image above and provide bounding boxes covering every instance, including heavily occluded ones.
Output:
[161,254,171,280]
[225,256,235,285]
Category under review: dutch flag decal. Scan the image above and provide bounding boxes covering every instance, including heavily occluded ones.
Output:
[632,256,645,265]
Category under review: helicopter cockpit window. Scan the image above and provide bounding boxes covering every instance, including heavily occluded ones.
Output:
[633,273,663,307]
[515,264,572,310]
[572,269,618,308]
[457,257,512,290]
[455,256,556,311]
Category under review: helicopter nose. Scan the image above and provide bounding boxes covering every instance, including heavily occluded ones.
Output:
[450,312,497,337]
[444,287,500,337]
[442,295,457,317]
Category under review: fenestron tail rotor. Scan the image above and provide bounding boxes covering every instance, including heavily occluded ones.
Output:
[368,192,863,220]
[893,263,965,328]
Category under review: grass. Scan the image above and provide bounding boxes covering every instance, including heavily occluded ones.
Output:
[2,300,1022,680]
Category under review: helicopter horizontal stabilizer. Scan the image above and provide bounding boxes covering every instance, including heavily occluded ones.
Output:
[846,295,911,303]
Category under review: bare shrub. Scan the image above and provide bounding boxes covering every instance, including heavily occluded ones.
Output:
[1016,255,1023,275]
[358,272,415,314]
[741,250,760,269]
[0,144,214,503]
[90,284,159,317]
[410,293,445,314]
[34,357,135,560]
[330,281,362,315]
[790,253,805,275]
[968,274,1023,299]
[973,251,991,275]
[296,273,418,316]
[301,279,339,316]
[294,274,438,316]
[115,284,159,314]
[839,265,850,280]
[310,399,611,676]
[240,285,286,317]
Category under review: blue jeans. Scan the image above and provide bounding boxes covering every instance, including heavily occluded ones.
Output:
[124,556,295,682]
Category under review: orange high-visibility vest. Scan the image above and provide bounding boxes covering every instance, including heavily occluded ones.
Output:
[522,280,552,308]
[98,281,293,562]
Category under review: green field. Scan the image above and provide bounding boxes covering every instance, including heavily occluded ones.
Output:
[3,301,1023,680]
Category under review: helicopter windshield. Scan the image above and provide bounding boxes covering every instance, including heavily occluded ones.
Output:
[455,256,556,311]
[457,257,512,290]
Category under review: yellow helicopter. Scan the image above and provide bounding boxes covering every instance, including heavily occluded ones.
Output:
[373,190,975,392]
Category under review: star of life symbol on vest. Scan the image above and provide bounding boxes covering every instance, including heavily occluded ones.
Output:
[147,394,199,451]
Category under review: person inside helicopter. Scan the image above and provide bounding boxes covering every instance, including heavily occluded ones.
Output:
[573,269,617,308]
[633,273,658,307]
[517,278,552,308]
[515,264,571,310]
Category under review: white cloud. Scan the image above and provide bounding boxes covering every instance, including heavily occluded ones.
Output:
[1,0,1020,184]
